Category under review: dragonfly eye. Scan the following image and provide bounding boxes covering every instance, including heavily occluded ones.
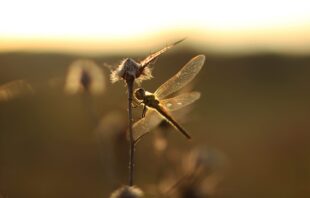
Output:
[134,88,145,100]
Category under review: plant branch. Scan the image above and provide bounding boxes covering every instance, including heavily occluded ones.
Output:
[126,76,135,186]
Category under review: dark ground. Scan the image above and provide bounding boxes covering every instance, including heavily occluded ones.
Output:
[0,49,309,198]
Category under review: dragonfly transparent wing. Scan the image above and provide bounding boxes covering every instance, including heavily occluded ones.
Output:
[154,55,205,100]
[139,38,185,68]
[133,91,200,142]
[161,91,201,112]
[133,109,163,142]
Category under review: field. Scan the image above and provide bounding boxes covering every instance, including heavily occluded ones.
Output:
[0,50,309,197]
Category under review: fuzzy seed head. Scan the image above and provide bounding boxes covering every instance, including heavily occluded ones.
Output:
[110,58,140,83]
[65,59,105,95]
[110,186,144,198]
[136,66,153,84]
[110,58,152,84]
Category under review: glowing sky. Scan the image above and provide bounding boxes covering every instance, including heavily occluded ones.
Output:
[1,0,310,54]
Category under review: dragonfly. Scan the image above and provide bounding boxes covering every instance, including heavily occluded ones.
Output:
[133,55,206,142]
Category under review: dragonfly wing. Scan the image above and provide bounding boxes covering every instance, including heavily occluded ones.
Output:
[133,109,164,142]
[161,91,201,112]
[139,38,185,68]
[154,55,205,99]
[133,92,200,142]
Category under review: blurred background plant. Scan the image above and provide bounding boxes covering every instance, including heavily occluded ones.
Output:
[64,59,105,96]
[64,59,106,125]
[94,110,128,191]
[110,185,144,198]
[160,147,226,198]
[0,80,34,102]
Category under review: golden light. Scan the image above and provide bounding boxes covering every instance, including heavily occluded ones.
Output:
[1,0,309,54]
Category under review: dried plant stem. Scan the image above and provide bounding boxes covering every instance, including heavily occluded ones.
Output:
[165,174,190,196]
[126,77,135,186]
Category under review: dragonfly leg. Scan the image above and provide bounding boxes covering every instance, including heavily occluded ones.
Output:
[142,105,148,118]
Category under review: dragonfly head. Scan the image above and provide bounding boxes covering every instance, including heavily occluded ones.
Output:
[134,88,146,100]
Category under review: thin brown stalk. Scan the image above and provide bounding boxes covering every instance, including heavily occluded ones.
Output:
[126,76,135,186]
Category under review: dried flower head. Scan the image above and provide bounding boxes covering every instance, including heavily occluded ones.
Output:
[110,186,144,198]
[110,58,152,84]
[64,59,105,95]
[110,39,185,84]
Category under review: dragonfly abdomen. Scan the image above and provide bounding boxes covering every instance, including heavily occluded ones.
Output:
[155,104,191,139]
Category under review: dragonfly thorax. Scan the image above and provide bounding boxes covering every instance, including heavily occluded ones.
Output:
[143,95,159,108]
[134,88,159,107]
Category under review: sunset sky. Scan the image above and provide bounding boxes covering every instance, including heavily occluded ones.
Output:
[1,0,309,54]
